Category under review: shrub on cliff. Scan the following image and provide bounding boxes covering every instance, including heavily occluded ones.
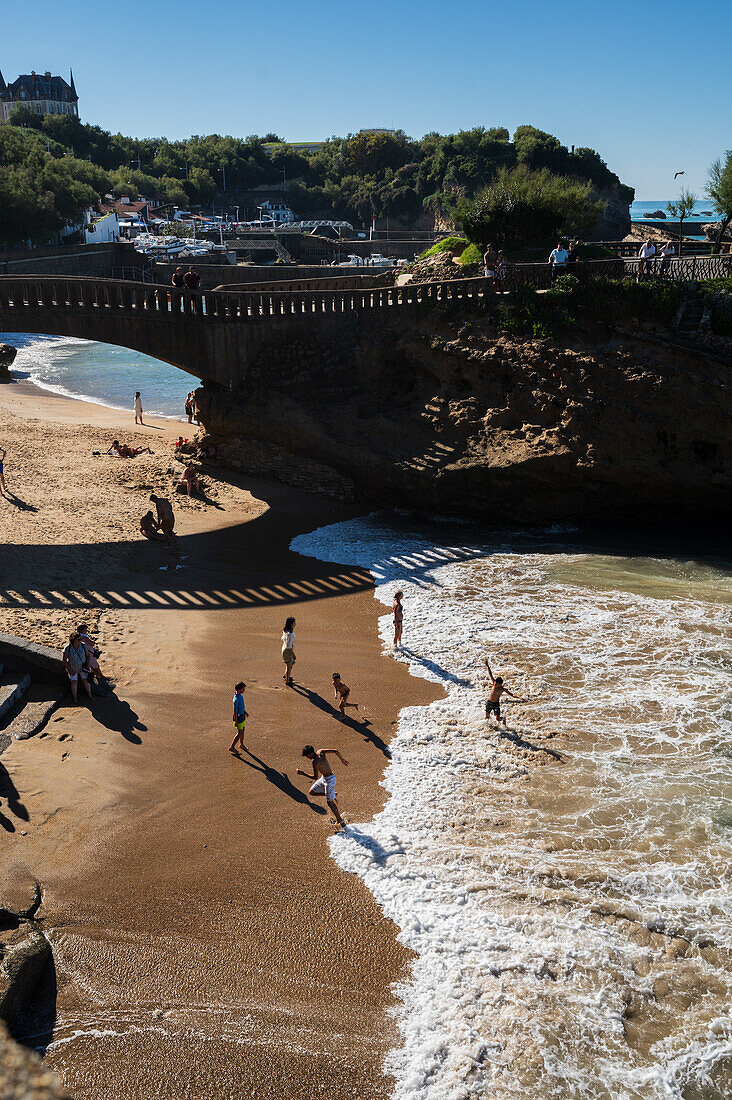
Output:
[457,166,605,249]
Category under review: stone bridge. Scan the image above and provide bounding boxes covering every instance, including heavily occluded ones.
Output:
[1,254,729,385]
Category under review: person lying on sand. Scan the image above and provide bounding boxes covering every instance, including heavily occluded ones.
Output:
[139,510,163,541]
[106,440,153,458]
[150,493,179,550]
[297,745,348,827]
[332,673,359,718]
[484,659,526,727]
[179,463,202,497]
[229,681,248,755]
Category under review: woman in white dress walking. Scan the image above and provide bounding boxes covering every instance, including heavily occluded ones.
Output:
[134,391,144,425]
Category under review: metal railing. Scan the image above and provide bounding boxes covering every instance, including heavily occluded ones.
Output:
[0,255,729,325]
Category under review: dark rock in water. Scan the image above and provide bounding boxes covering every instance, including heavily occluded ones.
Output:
[643,210,667,219]
[0,343,17,382]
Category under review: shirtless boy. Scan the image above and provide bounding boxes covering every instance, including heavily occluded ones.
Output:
[484,659,524,727]
[297,745,349,827]
[150,493,178,550]
[392,590,404,649]
[139,511,163,541]
[332,673,358,718]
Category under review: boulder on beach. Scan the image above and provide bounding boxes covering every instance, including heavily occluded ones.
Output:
[0,344,17,382]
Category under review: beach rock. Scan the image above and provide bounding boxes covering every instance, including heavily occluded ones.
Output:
[0,343,17,381]
[0,1019,70,1100]
[643,210,666,219]
[0,927,50,1028]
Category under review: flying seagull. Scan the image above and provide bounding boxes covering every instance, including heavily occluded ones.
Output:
[674,171,685,179]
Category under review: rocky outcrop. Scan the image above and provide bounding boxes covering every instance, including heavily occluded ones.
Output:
[0,1020,70,1100]
[588,184,632,240]
[195,307,730,527]
[703,221,732,244]
[0,343,17,382]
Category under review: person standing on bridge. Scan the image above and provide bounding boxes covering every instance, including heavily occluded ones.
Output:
[172,267,185,288]
[183,267,202,290]
[134,391,144,425]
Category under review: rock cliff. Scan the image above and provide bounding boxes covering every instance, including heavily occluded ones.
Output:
[196,309,729,528]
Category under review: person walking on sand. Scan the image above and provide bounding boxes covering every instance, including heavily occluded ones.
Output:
[185,392,194,423]
[392,591,404,649]
[297,745,349,827]
[484,659,525,728]
[62,632,93,705]
[0,445,6,494]
[332,673,358,718]
[134,391,144,425]
[150,493,178,551]
[281,617,296,685]
[229,681,248,755]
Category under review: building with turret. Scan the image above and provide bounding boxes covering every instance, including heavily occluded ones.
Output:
[0,69,78,122]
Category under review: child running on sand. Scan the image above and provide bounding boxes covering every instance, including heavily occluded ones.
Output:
[297,745,348,827]
[392,590,404,649]
[484,659,525,727]
[332,673,358,718]
[229,682,248,754]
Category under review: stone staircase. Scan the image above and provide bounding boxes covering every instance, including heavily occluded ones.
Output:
[0,661,63,751]
[675,294,705,338]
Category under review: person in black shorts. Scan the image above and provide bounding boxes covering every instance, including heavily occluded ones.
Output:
[484,659,524,727]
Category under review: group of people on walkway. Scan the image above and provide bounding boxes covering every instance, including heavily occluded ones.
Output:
[171,267,202,290]
[638,239,676,279]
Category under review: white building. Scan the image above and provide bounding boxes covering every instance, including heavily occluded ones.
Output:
[84,209,120,244]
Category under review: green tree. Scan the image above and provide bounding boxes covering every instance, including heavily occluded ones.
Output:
[706,152,732,254]
[457,165,604,250]
[667,187,698,257]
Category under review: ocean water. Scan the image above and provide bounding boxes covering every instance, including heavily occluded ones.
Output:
[630,200,715,224]
[292,516,732,1100]
[0,332,192,418]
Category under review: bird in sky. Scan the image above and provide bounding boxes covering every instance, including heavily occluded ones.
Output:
[674,171,686,179]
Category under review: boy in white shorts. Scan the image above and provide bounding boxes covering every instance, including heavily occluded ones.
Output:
[297,745,349,827]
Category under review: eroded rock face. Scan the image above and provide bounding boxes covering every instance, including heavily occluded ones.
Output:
[195,312,729,527]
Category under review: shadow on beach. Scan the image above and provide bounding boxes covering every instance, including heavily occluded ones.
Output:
[0,761,29,832]
[288,683,391,757]
[232,749,326,815]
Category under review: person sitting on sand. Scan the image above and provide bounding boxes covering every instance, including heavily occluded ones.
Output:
[77,622,107,685]
[281,617,296,685]
[107,440,153,458]
[62,632,93,705]
[332,673,358,718]
[229,681,248,755]
[139,511,163,541]
[484,659,525,728]
[392,591,404,649]
[0,445,6,494]
[179,463,201,497]
[297,745,349,827]
[150,493,178,550]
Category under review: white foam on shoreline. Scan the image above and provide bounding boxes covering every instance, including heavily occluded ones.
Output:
[291,516,732,1099]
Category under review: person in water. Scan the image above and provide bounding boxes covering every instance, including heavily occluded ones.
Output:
[229,681,248,755]
[484,659,524,727]
[297,744,349,827]
[392,590,404,649]
[332,673,358,718]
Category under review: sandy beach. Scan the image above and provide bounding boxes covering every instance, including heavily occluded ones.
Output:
[1,381,439,1098]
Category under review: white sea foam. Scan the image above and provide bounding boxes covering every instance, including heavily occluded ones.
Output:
[291,516,732,1099]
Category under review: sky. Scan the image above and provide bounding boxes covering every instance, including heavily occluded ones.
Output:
[3,0,730,198]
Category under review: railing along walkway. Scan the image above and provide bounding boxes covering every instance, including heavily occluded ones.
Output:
[0,255,730,325]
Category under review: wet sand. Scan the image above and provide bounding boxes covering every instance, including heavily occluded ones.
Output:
[0,382,439,1098]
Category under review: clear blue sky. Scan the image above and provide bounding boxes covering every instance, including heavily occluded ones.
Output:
[4,0,729,197]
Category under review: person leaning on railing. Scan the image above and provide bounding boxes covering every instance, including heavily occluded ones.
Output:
[549,241,568,284]
[659,241,675,276]
[638,239,657,280]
